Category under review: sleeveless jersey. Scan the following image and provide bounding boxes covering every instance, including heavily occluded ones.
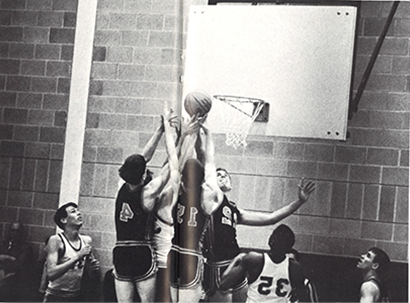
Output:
[172,185,207,252]
[115,183,151,241]
[46,233,86,297]
[247,254,292,303]
[203,195,240,262]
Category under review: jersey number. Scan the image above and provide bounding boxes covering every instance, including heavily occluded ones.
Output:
[177,204,198,227]
[119,203,134,222]
[221,206,237,227]
[257,276,290,297]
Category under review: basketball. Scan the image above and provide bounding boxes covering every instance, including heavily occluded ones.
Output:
[184,90,212,117]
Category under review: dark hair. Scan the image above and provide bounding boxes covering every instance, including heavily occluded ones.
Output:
[216,167,231,179]
[54,202,78,229]
[269,224,295,251]
[369,247,390,276]
[119,154,147,185]
[182,159,204,188]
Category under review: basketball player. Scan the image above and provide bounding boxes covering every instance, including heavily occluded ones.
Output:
[43,202,100,302]
[113,117,171,303]
[220,224,308,303]
[357,247,390,303]
[151,105,194,302]
[286,249,319,303]
[201,122,315,303]
[168,122,222,303]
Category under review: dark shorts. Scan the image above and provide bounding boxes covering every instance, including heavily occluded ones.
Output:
[113,242,157,282]
[43,293,83,302]
[170,247,203,289]
[203,259,247,295]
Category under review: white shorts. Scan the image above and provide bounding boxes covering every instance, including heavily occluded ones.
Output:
[152,216,174,268]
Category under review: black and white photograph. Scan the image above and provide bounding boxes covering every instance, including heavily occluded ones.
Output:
[0,0,408,302]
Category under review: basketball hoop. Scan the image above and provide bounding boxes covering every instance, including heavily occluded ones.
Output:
[212,95,267,149]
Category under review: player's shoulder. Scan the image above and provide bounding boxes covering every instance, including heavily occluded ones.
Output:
[362,279,380,293]
[81,234,92,245]
[47,234,64,248]
[244,251,264,266]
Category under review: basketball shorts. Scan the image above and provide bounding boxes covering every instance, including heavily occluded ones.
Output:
[203,259,247,295]
[113,241,157,282]
[152,217,174,268]
[170,246,203,289]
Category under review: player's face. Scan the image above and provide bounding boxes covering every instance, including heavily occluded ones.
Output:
[216,170,232,192]
[64,206,83,227]
[357,250,376,270]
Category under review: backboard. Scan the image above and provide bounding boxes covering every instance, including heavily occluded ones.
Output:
[183,5,357,141]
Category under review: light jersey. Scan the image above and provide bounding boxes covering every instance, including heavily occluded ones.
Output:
[46,233,86,297]
[247,254,292,303]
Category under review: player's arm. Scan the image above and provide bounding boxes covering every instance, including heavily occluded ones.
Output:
[141,116,165,163]
[200,124,224,216]
[289,259,309,303]
[360,281,380,303]
[238,178,315,226]
[142,105,179,211]
[46,235,91,281]
[220,252,263,290]
[156,104,181,210]
[178,117,200,172]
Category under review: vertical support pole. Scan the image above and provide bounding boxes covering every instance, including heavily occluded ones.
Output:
[59,0,98,207]
[350,1,399,115]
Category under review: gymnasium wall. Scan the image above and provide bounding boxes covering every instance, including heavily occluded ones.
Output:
[0,0,408,284]
[0,0,78,256]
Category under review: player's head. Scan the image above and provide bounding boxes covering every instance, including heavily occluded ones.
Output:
[357,247,390,276]
[54,202,80,229]
[182,158,204,189]
[7,221,26,244]
[268,224,295,254]
[119,154,147,185]
[216,167,232,192]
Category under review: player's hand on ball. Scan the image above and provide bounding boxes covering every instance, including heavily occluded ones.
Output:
[298,178,315,203]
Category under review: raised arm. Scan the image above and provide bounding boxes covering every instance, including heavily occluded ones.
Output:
[238,178,315,226]
[200,125,224,216]
[142,105,179,211]
[46,235,91,281]
[141,117,165,163]
[178,117,200,172]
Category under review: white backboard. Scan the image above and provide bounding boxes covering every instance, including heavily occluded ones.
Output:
[183,5,357,141]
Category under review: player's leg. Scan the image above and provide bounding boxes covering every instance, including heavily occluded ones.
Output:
[155,267,172,302]
[114,279,135,303]
[135,274,157,303]
[178,284,206,303]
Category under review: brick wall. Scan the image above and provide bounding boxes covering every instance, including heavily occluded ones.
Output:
[0,0,78,258]
[0,0,407,279]
[79,0,183,272]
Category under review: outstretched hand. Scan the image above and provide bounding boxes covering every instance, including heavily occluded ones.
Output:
[298,178,315,203]
[163,102,179,130]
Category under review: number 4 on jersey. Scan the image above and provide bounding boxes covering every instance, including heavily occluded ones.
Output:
[120,203,134,222]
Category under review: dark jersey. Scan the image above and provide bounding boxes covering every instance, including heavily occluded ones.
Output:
[203,195,241,262]
[172,185,207,252]
[115,183,151,242]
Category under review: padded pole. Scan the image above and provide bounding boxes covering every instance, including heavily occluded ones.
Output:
[350,1,400,115]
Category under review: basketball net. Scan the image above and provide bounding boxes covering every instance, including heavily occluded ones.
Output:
[213,95,265,149]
